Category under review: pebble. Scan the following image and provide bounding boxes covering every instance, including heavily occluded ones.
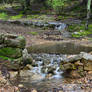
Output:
[18,84,24,88]
[31,89,37,92]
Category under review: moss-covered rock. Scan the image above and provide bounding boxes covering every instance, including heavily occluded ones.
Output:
[0,56,23,70]
[4,35,26,49]
[0,34,4,44]
[0,33,32,70]
[60,63,76,70]
[0,47,22,59]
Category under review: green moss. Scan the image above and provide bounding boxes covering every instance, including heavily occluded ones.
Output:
[0,55,13,61]
[0,47,22,58]
[68,24,80,32]
[10,14,23,20]
[0,55,23,70]
[27,15,39,19]
[28,32,38,35]
[69,24,92,37]
[16,36,26,49]
[0,12,8,20]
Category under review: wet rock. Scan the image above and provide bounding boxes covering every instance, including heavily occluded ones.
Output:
[42,59,51,65]
[24,64,33,70]
[46,73,53,79]
[31,74,44,81]
[41,66,48,73]
[47,66,56,74]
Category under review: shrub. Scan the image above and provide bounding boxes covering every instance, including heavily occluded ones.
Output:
[47,0,67,14]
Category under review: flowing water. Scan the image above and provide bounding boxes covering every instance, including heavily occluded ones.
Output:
[13,53,83,91]
[13,54,68,91]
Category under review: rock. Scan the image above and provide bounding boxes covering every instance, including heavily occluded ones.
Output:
[60,52,92,78]
[0,77,7,87]
[47,66,56,74]
[22,49,33,65]
[4,33,18,38]
[24,64,33,70]
[31,89,37,92]
[0,34,4,44]
[31,74,44,81]
[46,73,53,79]
[69,70,82,78]
[18,84,24,88]
[0,33,32,71]
[74,60,83,66]
[4,35,26,49]
[84,61,92,71]
[16,36,26,49]
[0,57,23,70]
[60,63,76,70]
[88,71,92,74]
[0,47,22,58]
[59,91,63,92]
[41,66,48,73]
[81,52,92,60]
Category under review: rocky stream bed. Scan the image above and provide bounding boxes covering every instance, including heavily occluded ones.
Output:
[1,53,92,92]
[0,20,92,92]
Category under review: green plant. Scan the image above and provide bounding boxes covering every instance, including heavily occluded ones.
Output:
[47,0,67,14]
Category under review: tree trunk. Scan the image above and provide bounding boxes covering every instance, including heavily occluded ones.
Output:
[85,0,91,30]
[25,0,30,10]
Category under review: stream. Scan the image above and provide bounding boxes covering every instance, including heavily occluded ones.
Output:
[13,53,81,91]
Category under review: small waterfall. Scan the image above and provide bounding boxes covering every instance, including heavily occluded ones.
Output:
[48,22,67,30]
[30,54,65,79]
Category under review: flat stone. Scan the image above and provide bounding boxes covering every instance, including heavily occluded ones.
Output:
[84,61,92,71]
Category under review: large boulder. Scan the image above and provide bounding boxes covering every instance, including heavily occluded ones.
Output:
[0,33,32,70]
